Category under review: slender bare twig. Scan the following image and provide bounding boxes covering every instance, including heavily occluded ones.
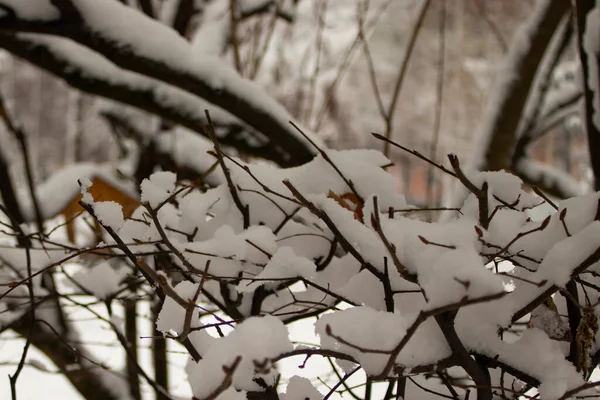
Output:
[382,0,431,157]
[323,366,361,400]
[204,110,250,228]
[356,0,386,119]
[304,0,328,125]
[180,261,211,341]
[78,200,202,361]
[373,133,457,177]
[0,91,44,235]
[290,121,363,204]
[1,204,34,400]
[370,196,417,283]
[313,0,392,131]
[448,154,490,229]
[229,0,243,73]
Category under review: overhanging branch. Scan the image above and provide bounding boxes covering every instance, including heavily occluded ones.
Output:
[0,32,286,163]
[0,0,317,166]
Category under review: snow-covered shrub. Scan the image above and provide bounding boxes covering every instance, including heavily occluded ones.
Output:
[64,142,600,399]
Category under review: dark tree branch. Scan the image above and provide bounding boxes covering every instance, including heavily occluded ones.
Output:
[0,148,26,246]
[563,281,582,369]
[435,313,492,400]
[513,13,574,162]
[152,297,169,400]
[138,0,156,18]
[125,296,142,400]
[171,0,196,37]
[0,91,44,235]
[476,0,570,171]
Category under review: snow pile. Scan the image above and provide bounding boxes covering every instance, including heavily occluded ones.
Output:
[280,377,323,400]
[315,306,450,375]
[93,201,125,231]
[185,316,293,398]
[238,247,316,293]
[156,280,203,335]
[1,0,59,21]
[72,262,127,299]
[141,171,177,208]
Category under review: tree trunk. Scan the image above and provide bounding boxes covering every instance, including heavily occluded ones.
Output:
[574,0,600,190]
[476,0,569,171]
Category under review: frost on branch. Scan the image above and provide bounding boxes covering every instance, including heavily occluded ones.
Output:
[35,142,600,399]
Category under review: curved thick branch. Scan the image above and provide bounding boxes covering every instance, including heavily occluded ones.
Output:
[473,0,569,171]
[0,0,317,166]
[0,32,284,162]
[514,158,585,199]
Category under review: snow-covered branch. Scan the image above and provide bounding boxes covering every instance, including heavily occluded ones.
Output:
[0,0,318,166]
[0,32,298,163]
[513,157,586,199]
[3,134,600,399]
[42,143,596,399]
[0,3,598,395]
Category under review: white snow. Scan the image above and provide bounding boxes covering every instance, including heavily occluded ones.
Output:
[93,201,125,231]
[0,0,59,20]
[514,158,586,199]
[238,246,316,293]
[315,307,451,375]
[5,129,600,399]
[538,221,600,286]
[156,280,202,334]
[148,171,177,193]
[141,171,177,208]
[280,376,323,400]
[186,315,293,398]
[155,127,225,185]
[72,262,127,300]
[23,0,320,155]
[191,0,230,56]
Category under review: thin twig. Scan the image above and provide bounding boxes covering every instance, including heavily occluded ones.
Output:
[383,0,431,156]
[204,110,250,228]
[1,204,34,400]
